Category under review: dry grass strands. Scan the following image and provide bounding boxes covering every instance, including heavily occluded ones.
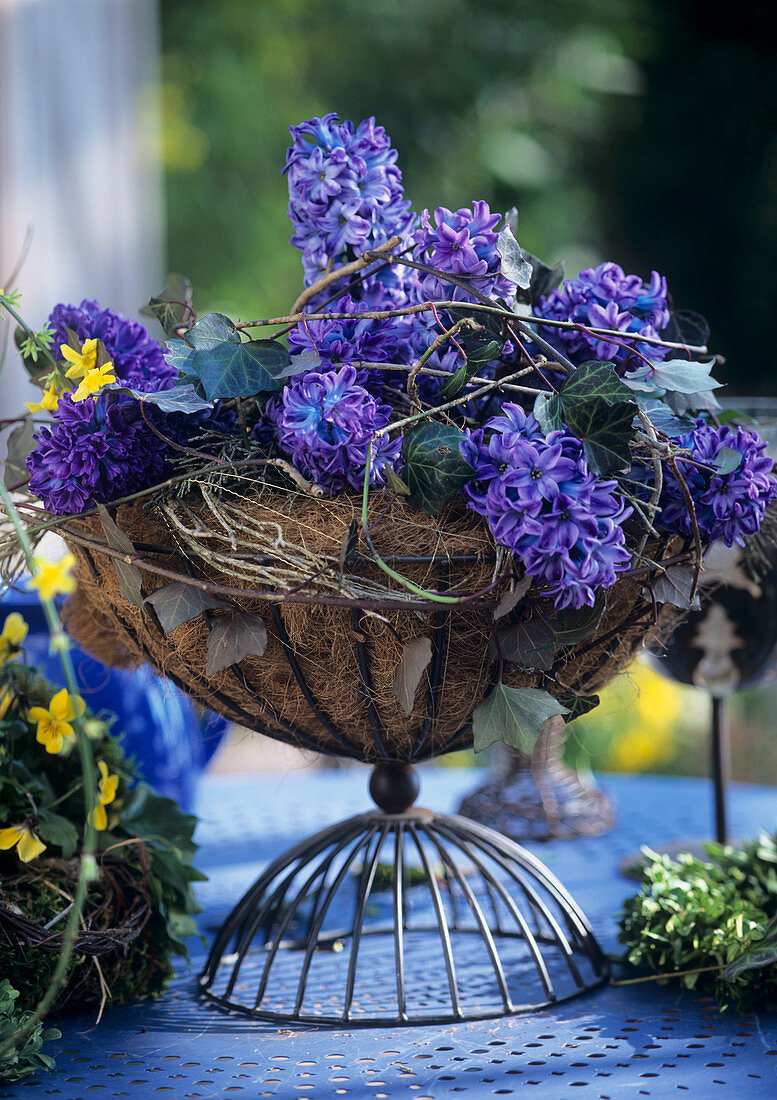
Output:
[61,485,676,762]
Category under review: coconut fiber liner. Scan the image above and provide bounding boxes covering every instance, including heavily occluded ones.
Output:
[61,487,674,762]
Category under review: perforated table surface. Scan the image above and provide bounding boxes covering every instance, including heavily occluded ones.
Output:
[4,768,777,1100]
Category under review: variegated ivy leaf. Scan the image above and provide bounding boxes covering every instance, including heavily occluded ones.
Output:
[472,684,568,753]
[144,582,225,633]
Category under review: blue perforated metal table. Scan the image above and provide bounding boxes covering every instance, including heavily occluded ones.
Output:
[3,769,777,1099]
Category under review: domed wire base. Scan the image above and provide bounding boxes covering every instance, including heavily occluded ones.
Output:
[198,788,608,1025]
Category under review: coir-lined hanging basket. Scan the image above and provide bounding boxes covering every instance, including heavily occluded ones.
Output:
[60,484,678,764]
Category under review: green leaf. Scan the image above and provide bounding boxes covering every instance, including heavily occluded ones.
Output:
[3,419,34,489]
[144,582,225,633]
[401,423,475,515]
[554,360,636,408]
[710,446,742,475]
[555,691,600,720]
[472,684,568,753]
[384,466,411,497]
[97,505,144,608]
[490,615,556,671]
[649,564,701,611]
[140,273,194,336]
[646,358,722,396]
[185,312,240,351]
[205,613,268,676]
[493,577,532,620]
[721,915,777,981]
[553,592,606,646]
[496,225,532,290]
[338,519,360,572]
[105,383,214,414]
[514,252,565,305]
[188,336,291,400]
[392,636,433,715]
[37,808,79,859]
[566,400,635,474]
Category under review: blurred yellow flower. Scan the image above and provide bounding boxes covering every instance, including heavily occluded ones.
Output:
[28,687,86,754]
[25,383,62,413]
[0,823,46,862]
[90,760,119,831]
[28,554,76,601]
[61,338,98,380]
[0,612,27,667]
[72,361,117,402]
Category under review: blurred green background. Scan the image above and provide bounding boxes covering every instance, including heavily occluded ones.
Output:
[159,0,777,782]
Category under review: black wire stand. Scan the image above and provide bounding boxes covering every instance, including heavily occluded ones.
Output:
[198,764,608,1024]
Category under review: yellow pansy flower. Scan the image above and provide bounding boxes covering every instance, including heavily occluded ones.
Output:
[28,687,86,754]
[25,383,62,414]
[0,612,28,668]
[28,554,76,601]
[0,686,15,719]
[60,338,99,380]
[0,823,46,862]
[71,361,117,402]
[90,760,120,831]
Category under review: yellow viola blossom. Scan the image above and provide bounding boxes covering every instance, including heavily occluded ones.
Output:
[71,361,117,402]
[0,612,28,668]
[0,823,46,862]
[0,686,15,719]
[28,554,76,601]
[60,338,99,380]
[25,383,62,414]
[90,759,120,831]
[28,687,86,754]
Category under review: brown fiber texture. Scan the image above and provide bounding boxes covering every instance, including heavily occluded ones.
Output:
[61,488,674,762]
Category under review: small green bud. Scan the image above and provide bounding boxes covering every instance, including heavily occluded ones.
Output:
[48,631,72,655]
[81,854,99,882]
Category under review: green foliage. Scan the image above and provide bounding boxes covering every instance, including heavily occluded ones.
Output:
[618,833,777,1012]
[0,979,60,1083]
[0,656,203,1015]
[169,313,293,400]
[538,361,636,474]
[401,423,475,515]
[140,272,195,336]
[472,683,568,753]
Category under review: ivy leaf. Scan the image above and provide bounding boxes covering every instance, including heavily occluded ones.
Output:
[3,419,34,489]
[555,692,600,721]
[666,388,721,415]
[188,339,291,401]
[647,358,722,396]
[565,401,636,474]
[37,808,79,859]
[710,446,742,475]
[649,564,701,611]
[140,273,194,336]
[185,312,240,351]
[280,348,322,378]
[104,383,214,414]
[552,360,636,408]
[205,613,268,676]
[490,615,556,671]
[401,423,475,515]
[553,593,607,647]
[392,636,433,715]
[635,398,693,438]
[513,252,565,305]
[493,577,532,620]
[97,505,144,608]
[472,684,568,753]
[496,225,532,290]
[145,582,225,633]
[661,310,710,348]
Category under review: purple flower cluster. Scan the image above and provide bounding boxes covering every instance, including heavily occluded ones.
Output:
[658,420,777,546]
[273,367,402,492]
[411,202,516,304]
[285,114,415,286]
[266,365,401,493]
[48,299,175,392]
[534,263,670,367]
[287,293,414,388]
[26,394,164,514]
[461,404,632,609]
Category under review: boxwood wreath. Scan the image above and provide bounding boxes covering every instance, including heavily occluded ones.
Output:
[1,111,776,764]
[0,601,202,1078]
